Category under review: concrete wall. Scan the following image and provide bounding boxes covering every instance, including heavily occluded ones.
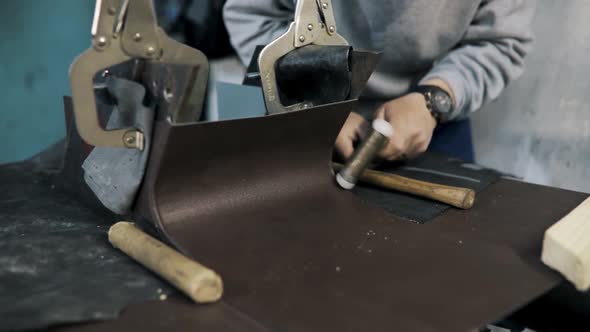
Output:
[472,0,590,193]
[0,0,94,164]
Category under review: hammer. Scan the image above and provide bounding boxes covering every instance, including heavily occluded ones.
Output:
[333,163,475,209]
[334,119,475,209]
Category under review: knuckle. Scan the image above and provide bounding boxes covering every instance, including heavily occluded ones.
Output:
[375,108,385,118]
[417,143,428,153]
[393,141,405,152]
[379,146,398,160]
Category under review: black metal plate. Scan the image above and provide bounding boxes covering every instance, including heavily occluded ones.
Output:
[0,161,172,331]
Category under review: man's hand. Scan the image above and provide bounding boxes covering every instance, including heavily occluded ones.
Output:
[334,112,370,160]
[375,93,437,160]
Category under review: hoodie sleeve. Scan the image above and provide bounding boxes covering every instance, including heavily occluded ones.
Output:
[420,0,536,120]
[223,0,296,65]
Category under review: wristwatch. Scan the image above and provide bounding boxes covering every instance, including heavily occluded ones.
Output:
[414,85,454,123]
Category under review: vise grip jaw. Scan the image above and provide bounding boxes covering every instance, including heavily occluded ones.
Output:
[258,0,348,115]
[69,0,208,150]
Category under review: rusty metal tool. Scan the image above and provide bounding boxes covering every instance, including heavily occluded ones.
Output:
[333,162,476,209]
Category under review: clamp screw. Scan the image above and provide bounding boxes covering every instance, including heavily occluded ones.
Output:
[125,135,136,145]
[163,87,174,102]
[298,35,305,42]
[146,46,156,56]
[96,36,107,48]
[329,26,335,33]
[322,2,328,9]
[307,24,313,31]
[133,33,142,42]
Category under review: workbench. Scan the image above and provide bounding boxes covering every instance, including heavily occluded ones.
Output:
[1,146,588,332]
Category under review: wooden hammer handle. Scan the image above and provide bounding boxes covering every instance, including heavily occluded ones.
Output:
[333,163,475,209]
[109,222,223,303]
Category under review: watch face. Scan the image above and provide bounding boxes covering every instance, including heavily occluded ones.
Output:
[433,92,452,114]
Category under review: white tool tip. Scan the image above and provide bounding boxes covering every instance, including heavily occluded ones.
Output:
[336,173,356,190]
[372,119,394,138]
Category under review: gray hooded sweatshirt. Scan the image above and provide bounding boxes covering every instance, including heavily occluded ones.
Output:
[223,0,535,120]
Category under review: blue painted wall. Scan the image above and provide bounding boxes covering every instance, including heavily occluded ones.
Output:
[0,0,94,164]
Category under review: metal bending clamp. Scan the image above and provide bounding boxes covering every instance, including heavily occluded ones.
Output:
[69,0,209,150]
[258,0,349,115]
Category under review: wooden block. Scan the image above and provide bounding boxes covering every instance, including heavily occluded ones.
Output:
[542,197,590,291]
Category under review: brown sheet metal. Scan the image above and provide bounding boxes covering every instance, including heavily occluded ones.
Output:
[54,297,270,332]
[130,102,587,332]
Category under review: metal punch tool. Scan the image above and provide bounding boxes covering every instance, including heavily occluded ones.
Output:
[258,0,349,115]
[69,0,209,150]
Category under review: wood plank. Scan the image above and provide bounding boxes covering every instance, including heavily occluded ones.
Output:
[542,197,590,291]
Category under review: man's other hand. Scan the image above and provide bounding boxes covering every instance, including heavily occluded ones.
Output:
[334,112,370,160]
[375,93,437,160]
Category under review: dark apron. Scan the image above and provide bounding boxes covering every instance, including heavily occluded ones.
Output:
[357,101,475,163]
[429,118,475,163]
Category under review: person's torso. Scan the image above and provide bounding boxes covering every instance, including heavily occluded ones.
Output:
[330,0,482,99]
